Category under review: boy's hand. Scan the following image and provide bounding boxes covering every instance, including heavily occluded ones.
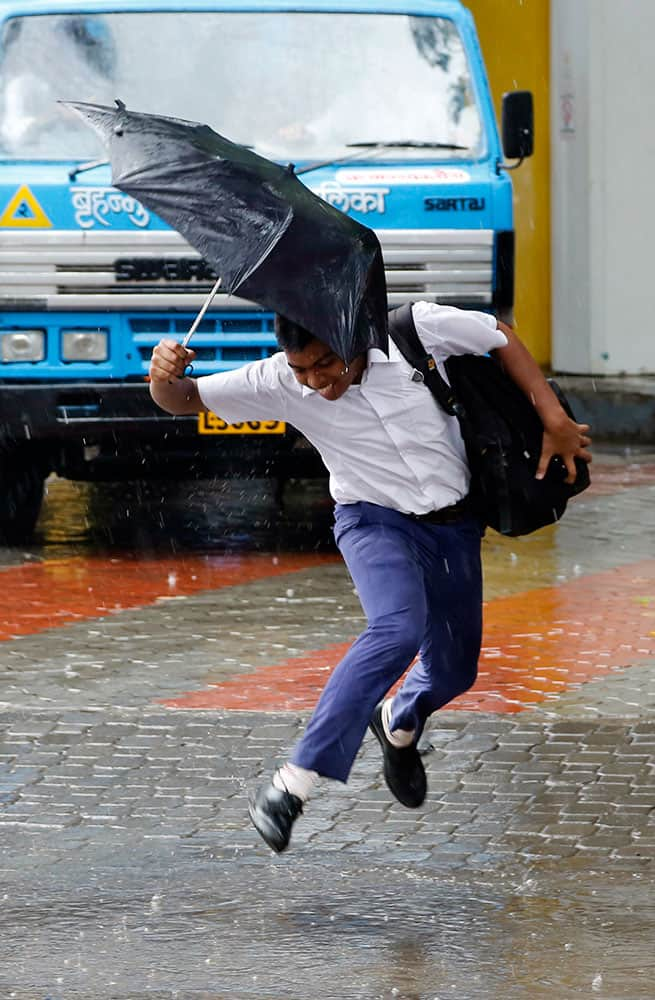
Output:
[149,339,196,383]
[536,414,592,483]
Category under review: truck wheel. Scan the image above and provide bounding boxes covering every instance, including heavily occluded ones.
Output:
[0,446,49,545]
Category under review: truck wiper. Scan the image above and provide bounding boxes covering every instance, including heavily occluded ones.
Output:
[295,140,470,175]
[68,158,109,181]
[294,144,389,176]
[346,140,470,151]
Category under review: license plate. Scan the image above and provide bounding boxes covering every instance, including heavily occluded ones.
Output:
[198,412,285,435]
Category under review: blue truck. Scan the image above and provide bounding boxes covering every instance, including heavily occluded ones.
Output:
[0,0,532,542]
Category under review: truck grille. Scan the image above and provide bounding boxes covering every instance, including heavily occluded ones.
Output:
[0,228,493,309]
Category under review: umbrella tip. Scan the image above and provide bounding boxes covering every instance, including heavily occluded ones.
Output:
[285,163,296,175]
[115,98,126,112]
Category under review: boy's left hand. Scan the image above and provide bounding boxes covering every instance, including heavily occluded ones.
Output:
[536,415,592,484]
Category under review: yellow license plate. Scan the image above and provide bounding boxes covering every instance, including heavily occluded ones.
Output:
[198,412,286,435]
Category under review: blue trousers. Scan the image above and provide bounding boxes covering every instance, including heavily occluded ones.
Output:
[290,502,483,782]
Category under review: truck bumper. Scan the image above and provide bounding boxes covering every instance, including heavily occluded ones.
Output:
[0,382,323,480]
[0,381,188,436]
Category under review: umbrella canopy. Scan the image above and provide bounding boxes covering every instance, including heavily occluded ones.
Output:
[62,100,388,363]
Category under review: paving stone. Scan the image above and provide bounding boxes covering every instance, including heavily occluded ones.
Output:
[479,749,533,763]
[511,760,561,775]
[506,780,545,795]
[610,845,653,859]
[560,804,602,819]
[466,820,506,836]
[489,789,532,802]
[542,822,599,838]
[0,742,35,755]
[548,722,595,734]
[519,842,578,859]
[438,790,497,804]
[6,725,56,738]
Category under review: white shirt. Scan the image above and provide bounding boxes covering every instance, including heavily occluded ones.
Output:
[197,301,507,515]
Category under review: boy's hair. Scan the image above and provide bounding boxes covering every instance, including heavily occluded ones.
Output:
[274,314,316,353]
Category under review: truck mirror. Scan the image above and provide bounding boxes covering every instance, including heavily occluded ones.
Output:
[502,90,534,161]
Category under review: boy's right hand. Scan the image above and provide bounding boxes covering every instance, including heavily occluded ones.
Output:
[149,339,196,383]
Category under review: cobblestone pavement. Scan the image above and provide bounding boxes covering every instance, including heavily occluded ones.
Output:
[0,449,654,999]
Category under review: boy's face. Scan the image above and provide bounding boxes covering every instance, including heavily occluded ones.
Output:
[285,337,358,401]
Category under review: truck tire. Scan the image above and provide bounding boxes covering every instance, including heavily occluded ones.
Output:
[0,445,49,545]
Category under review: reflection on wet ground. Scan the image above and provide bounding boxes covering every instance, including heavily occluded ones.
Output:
[8,444,655,563]
[1,844,653,999]
[33,474,336,555]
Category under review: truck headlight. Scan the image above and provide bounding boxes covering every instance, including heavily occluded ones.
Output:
[1,329,46,362]
[62,329,108,362]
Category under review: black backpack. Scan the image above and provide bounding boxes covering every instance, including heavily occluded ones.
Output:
[388,303,590,536]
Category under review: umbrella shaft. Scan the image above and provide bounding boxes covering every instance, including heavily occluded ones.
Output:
[182,276,222,347]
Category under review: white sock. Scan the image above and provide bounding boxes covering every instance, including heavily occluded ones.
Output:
[382,697,416,749]
[272,762,318,802]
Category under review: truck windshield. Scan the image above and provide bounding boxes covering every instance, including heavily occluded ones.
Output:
[0,11,483,162]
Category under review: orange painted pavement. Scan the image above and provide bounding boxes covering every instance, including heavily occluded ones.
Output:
[2,460,653,712]
[162,559,655,714]
[0,553,339,641]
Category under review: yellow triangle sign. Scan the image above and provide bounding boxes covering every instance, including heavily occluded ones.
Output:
[0,185,52,228]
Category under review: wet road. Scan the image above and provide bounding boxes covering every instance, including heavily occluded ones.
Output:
[1,449,655,999]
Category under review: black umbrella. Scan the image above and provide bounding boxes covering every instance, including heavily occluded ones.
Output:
[62,100,388,363]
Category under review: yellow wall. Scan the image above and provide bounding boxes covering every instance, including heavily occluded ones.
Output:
[466,0,551,365]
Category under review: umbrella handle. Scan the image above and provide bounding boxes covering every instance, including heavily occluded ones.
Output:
[177,274,222,379]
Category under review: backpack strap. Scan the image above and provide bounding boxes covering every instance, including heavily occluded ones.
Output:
[387,303,461,417]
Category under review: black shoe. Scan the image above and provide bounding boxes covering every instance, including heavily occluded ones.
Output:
[369,701,427,808]
[248,782,303,853]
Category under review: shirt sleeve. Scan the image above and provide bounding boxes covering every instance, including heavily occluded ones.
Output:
[411,301,508,358]
[196,353,289,423]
